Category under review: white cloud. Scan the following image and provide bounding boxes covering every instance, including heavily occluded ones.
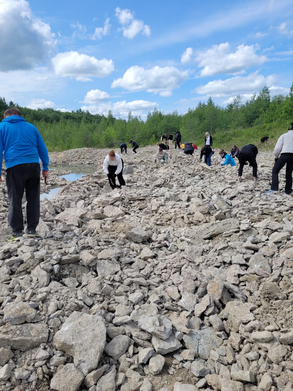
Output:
[52,51,114,80]
[81,99,158,118]
[159,91,173,97]
[82,89,110,104]
[277,22,293,35]
[255,32,268,37]
[91,18,110,40]
[70,22,87,39]
[181,48,193,64]
[196,72,276,96]
[115,7,151,39]
[111,65,188,93]
[27,99,56,109]
[269,85,290,95]
[196,43,267,76]
[0,0,55,71]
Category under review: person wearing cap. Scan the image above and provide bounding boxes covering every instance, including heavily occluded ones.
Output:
[266,122,293,195]
[238,144,258,182]
[0,107,49,239]
[103,150,125,189]
[219,149,236,166]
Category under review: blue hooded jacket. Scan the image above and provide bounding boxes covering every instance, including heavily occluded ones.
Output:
[0,115,49,175]
[221,153,236,167]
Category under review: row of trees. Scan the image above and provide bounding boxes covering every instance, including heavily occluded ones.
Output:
[1,84,292,151]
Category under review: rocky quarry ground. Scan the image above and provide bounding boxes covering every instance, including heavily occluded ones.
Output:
[0,145,293,391]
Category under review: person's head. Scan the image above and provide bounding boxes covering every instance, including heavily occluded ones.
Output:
[205,132,209,137]
[108,150,116,161]
[288,123,293,130]
[219,149,226,157]
[4,107,21,118]
[159,147,163,152]
[156,143,160,146]
[232,145,237,149]
[129,140,132,144]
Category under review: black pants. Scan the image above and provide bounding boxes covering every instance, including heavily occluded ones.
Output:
[271,153,293,194]
[6,163,40,233]
[120,146,127,154]
[238,153,257,177]
[184,150,194,155]
[133,147,138,153]
[175,141,181,149]
[107,162,125,189]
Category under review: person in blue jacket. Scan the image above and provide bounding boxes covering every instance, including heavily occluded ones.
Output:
[219,150,236,166]
[0,108,49,239]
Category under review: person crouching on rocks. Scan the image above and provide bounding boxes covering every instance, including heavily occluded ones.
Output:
[103,150,125,189]
[129,140,139,153]
[238,144,258,182]
[219,149,236,167]
[154,147,170,163]
[120,142,127,154]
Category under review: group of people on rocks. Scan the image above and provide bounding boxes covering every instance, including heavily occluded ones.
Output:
[1,105,293,241]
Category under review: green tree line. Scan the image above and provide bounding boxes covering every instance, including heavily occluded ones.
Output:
[1,83,292,152]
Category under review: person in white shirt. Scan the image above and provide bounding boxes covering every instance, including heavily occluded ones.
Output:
[103,150,125,189]
[267,123,293,195]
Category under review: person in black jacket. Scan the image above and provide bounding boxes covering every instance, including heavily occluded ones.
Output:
[238,144,258,182]
[199,145,212,164]
[174,131,181,149]
[184,143,195,155]
[120,142,127,154]
[129,140,139,153]
[230,145,240,159]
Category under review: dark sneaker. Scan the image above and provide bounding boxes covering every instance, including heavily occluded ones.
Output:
[26,230,39,238]
[10,232,23,241]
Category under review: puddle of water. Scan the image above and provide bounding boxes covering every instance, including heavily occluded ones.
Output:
[60,173,85,181]
[41,172,87,201]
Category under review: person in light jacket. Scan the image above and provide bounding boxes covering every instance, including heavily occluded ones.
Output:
[219,150,236,166]
[267,122,293,194]
[103,150,125,189]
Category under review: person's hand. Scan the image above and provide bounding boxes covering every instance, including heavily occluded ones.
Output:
[0,176,2,182]
[42,170,49,179]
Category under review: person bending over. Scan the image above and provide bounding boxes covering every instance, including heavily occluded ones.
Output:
[184,143,195,155]
[103,150,125,189]
[129,140,139,153]
[238,144,258,182]
[267,122,293,195]
[230,145,240,159]
[120,142,127,154]
[219,149,236,166]
[0,108,49,239]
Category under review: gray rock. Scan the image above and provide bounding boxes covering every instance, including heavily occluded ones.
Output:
[96,366,116,391]
[0,347,13,366]
[0,323,48,351]
[105,335,131,360]
[53,312,106,375]
[173,382,197,391]
[183,328,222,359]
[50,363,84,391]
[152,334,182,355]
[138,315,172,340]
[4,301,37,325]
[148,354,165,375]
[126,226,150,243]
[0,364,11,381]
[190,359,210,377]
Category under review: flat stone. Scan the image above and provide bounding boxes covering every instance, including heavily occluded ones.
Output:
[152,334,182,355]
[4,301,37,325]
[105,335,131,360]
[0,323,48,351]
[148,354,165,375]
[173,382,197,391]
[53,312,106,375]
[50,363,84,391]
[183,328,222,359]
[96,366,116,391]
[190,359,210,377]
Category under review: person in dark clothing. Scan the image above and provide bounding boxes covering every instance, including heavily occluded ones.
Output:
[103,150,125,189]
[0,107,49,239]
[199,145,212,164]
[230,145,240,159]
[238,144,258,182]
[156,142,168,150]
[204,132,213,166]
[161,133,168,143]
[120,142,127,154]
[174,131,182,149]
[168,133,173,149]
[129,140,139,153]
[184,143,195,155]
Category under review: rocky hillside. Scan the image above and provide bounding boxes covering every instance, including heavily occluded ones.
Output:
[0,146,293,391]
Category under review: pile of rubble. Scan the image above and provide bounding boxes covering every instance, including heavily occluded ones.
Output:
[0,146,293,391]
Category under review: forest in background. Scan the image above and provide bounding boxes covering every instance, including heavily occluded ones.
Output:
[1,84,293,152]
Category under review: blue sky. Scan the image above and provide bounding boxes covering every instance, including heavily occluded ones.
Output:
[0,0,293,119]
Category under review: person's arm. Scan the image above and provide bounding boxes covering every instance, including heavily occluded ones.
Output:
[115,155,122,175]
[274,135,283,159]
[36,130,49,171]
[103,156,109,174]
[221,155,228,166]
[0,130,3,180]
